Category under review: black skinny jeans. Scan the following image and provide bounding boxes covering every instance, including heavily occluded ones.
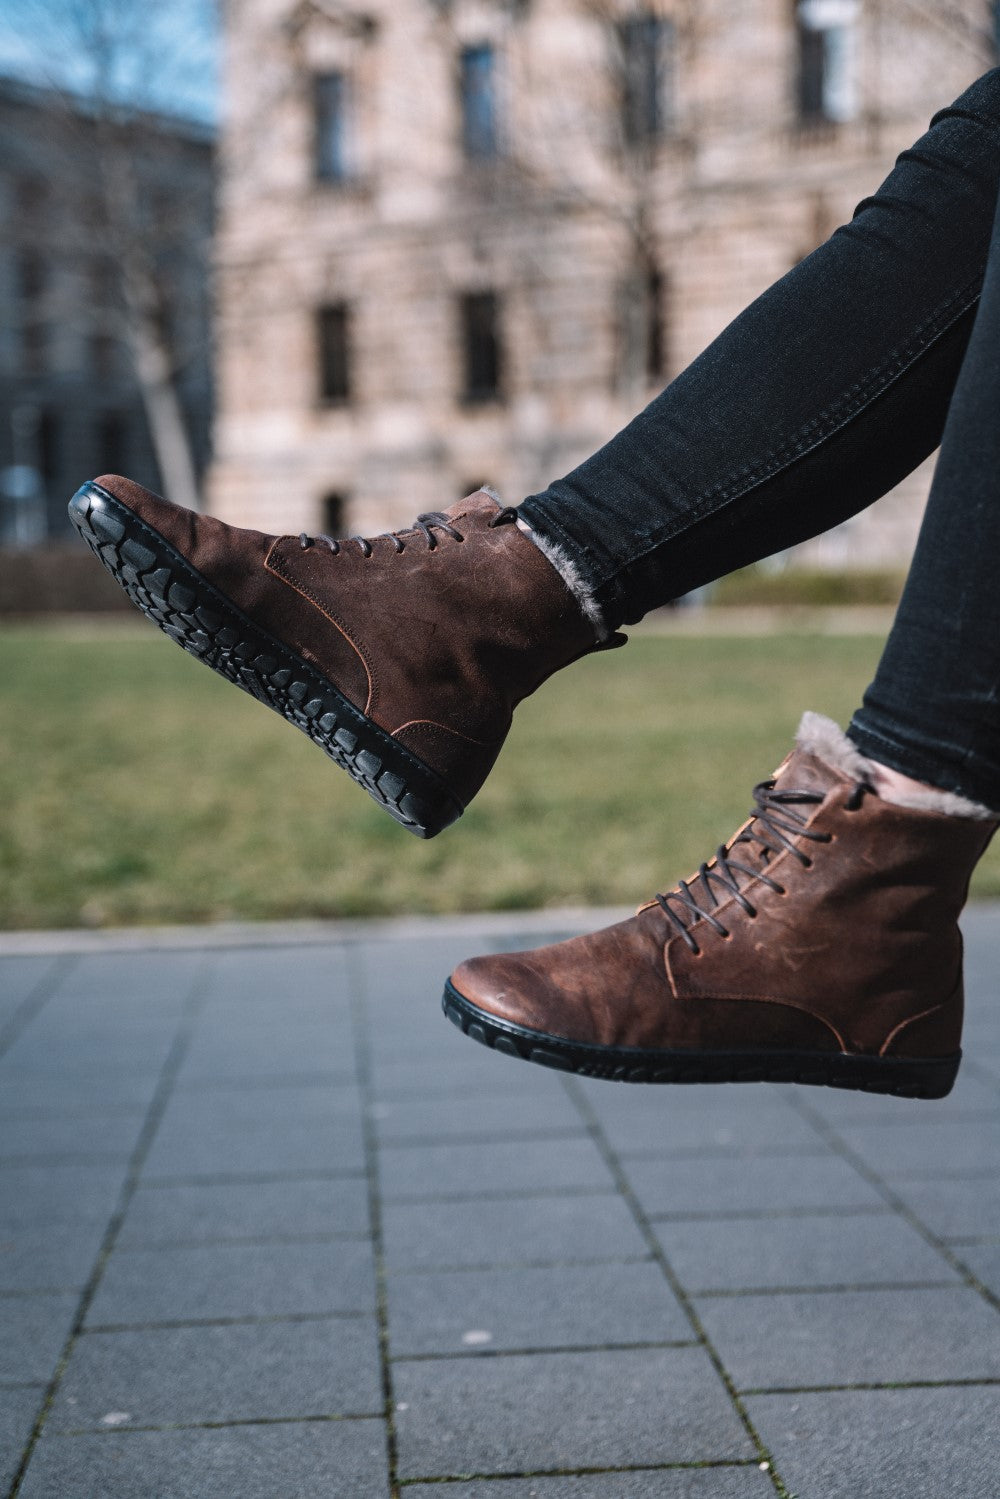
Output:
[518,67,1000,809]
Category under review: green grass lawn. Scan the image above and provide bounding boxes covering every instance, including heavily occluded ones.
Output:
[4,619,1000,929]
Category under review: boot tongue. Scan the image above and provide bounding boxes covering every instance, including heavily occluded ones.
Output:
[772,745,845,800]
[638,746,839,922]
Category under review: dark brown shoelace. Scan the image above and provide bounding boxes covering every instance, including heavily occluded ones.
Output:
[298,505,519,557]
[654,776,871,954]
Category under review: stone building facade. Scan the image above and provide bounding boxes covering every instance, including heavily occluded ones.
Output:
[209,0,996,572]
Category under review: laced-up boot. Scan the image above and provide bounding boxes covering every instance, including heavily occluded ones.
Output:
[68,475,614,837]
[444,714,997,1097]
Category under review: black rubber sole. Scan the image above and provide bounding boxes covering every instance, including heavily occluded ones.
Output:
[442,981,960,1098]
[68,481,464,838]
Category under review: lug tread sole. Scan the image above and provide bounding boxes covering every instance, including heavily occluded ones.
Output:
[442,981,960,1098]
[68,481,463,838]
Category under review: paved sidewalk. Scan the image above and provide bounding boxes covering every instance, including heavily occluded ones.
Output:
[1,910,999,1498]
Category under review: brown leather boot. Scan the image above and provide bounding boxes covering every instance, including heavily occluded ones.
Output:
[68,475,611,837]
[445,718,996,1098]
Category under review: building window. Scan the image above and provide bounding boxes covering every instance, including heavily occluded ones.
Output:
[314,71,352,182]
[38,408,59,486]
[97,411,127,475]
[619,14,674,145]
[796,0,859,124]
[644,266,667,382]
[18,250,47,376]
[619,260,668,388]
[460,44,499,160]
[317,303,351,404]
[994,0,1000,60]
[460,291,502,404]
[322,492,346,535]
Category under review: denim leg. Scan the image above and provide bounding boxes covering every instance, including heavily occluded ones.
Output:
[848,178,1000,809]
[518,69,1000,633]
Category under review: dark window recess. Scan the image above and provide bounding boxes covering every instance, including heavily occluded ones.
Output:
[315,72,351,182]
[38,409,59,486]
[97,411,127,475]
[19,251,47,376]
[620,15,673,145]
[322,492,346,535]
[460,44,499,160]
[318,303,351,403]
[645,267,666,381]
[797,22,827,118]
[461,292,502,403]
[796,2,858,123]
[91,331,117,379]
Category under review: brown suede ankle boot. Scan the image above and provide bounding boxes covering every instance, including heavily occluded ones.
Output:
[68,476,612,836]
[445,716,996,1098]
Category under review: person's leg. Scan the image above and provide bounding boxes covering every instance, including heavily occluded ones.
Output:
[847,190,1000,811]
[444,112,1000,1094]
[519,68,1000,637]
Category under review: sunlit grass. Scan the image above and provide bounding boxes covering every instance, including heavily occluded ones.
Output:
[4,619,999,929]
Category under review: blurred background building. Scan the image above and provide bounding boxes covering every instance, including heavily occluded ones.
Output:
[2,1,997,574]
[0,75,213,543]
[209,0,998,572]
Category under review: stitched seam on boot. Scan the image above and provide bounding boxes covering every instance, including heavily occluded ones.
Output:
[392,718,497,748]
[879,1003,946,1057]
[265,541,376,716]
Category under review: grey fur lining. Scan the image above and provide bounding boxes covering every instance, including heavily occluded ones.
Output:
[515,519,608,641]
[796,711,997,820]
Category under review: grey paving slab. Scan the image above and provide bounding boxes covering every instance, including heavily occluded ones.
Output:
[378,1136,615,1200]
[696,1285,1000,1390]
[837,1117,1000,1176]
[0,1112,143,1163]
[627,1151,882,1218]
[36,950,203,1009]
[653,1210,958,1292]
[177,1022,357,1084]
[594,1099,821,1157]
[0,1384,44,1496]
[20,1419,389,1499]
[797,1069,1000,1124]
[86,1238,376,1325]
[0,1219,106,1293]
[141,1086,365,1177]
[0,1164,126,1232]
[890,1176,1000,1241]
[387,1260,688,1356]
[370,1046,560,1100]
[0,955,60,1017]
[955,1242,1000,1299]
[371,1087,583,1143]
[199,944,353,1005]
[393,1345,754,1478]
[50,1317,383,1428]
[745,1385,1000,1499]
[117,1174,370,1246]
[404,1472,772,1499]
[0,1292,79,1382]
[382,1191,648,1271]
[4,1027,177,1078]
[0,1074,155,1117]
